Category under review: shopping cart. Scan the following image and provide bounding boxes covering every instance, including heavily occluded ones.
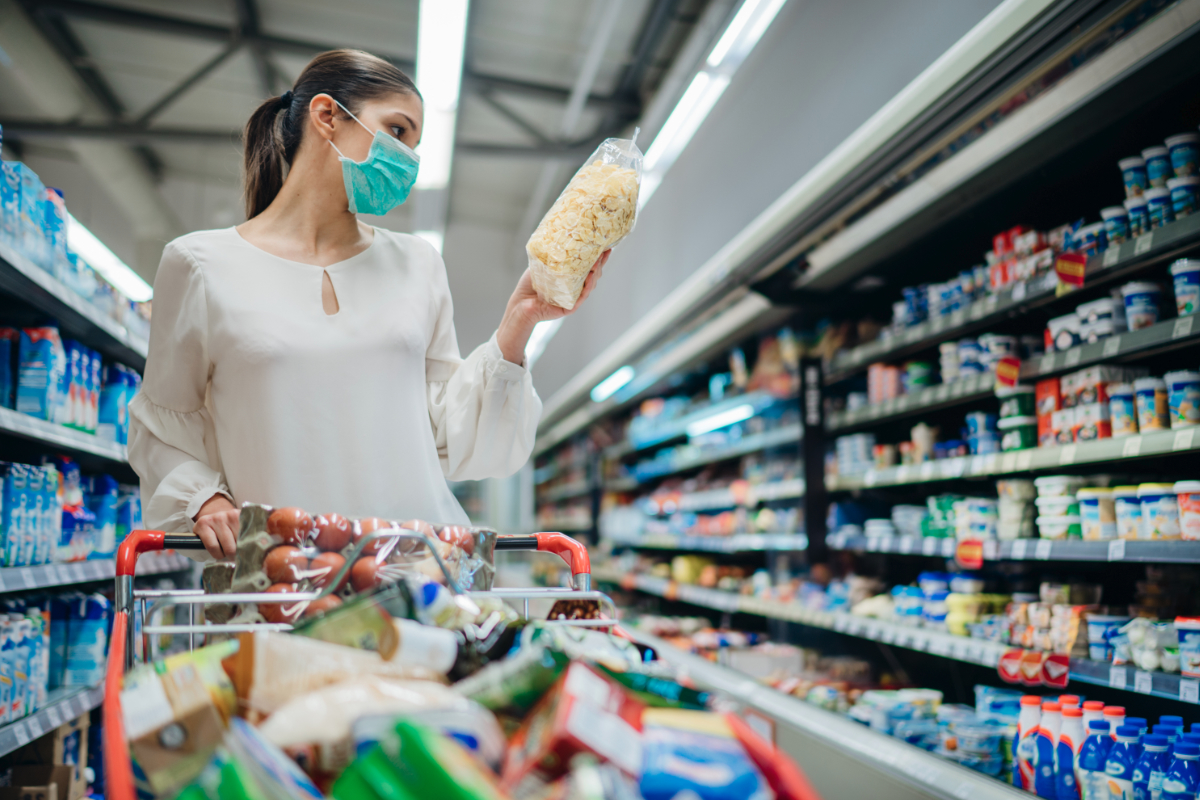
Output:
[104,527,613,800]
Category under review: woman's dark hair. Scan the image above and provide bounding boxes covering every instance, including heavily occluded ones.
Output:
[242,49,420,219]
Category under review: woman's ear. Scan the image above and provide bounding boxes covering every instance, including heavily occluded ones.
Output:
[308,93,339,142]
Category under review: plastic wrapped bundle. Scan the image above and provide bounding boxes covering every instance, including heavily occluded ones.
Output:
[527,136,643,309]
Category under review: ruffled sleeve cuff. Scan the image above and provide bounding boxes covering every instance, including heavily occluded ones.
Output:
[481,332,530,382]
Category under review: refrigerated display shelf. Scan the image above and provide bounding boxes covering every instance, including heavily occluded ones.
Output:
[0,242,148,369]
[605,532,808,553]
[827,426,1200,491]
[828,372,995,432]
[825,213,1200,384]
[0,551,193,593]
[0,684,103,758]
[604,424,803,490]
[630,630,1028,800]
[0,406,127,463]
[825,530,1200,563]
[602,391,785,460]
[642,478,806,515]
[540,479,593,502]
[604,570,1197,705]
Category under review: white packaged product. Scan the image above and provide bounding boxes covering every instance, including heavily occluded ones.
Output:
[526,136,644,309]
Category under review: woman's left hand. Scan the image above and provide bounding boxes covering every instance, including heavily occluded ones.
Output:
[497,250,610,364]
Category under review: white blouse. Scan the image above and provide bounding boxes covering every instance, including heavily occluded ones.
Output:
[128,226,541,537]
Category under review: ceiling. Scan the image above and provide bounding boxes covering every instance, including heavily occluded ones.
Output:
[0,0,710,260]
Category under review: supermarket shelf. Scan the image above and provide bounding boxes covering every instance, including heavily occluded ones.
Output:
[1021,313,1200,382]
[607,424,803,489]
[1070,659,1200,705]
[828,373,995,432]
[0,406,127,463]
[826,426,1200,491]
[605,532,808,553]
[825,531,1200,564]
[643,478,806,514]
[0,684,103,758]
[825,213,1200,384]
[540,479,593,503]
[0,241,148,369]
[632,631,1028,800]
[611,391,784,456]
[0,551,194,593]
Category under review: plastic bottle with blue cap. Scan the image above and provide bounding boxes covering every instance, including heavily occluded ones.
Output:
[1132,734,1170,800]
[1160,741,1200,799]
[1105,724,1143,799]
[1076,720,1113,799]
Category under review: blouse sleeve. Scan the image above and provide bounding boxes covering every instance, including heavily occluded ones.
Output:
[425,256,542,481]
[127,240,232,534]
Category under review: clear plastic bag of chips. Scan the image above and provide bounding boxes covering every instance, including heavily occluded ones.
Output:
[526,135,643,309]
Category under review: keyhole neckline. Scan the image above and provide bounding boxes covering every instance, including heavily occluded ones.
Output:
[321,269,341,316]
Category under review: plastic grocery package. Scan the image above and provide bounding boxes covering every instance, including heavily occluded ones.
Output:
[526,135,643,309]
[203,503,497,626]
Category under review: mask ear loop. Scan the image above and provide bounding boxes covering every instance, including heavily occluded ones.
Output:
[326,96,374,161]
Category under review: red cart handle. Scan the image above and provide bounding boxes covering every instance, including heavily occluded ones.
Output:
[495,532,592,590]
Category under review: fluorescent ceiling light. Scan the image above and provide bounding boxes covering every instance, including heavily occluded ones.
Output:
[525,318,562,367]
[590,365,635,403]
[414,0,469,191]
[686,403,754,437]
[643,72,729,175]
[414,229,444,253]
[66,213,152,302]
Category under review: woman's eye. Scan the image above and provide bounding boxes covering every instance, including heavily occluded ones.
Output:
[391,126,406,138]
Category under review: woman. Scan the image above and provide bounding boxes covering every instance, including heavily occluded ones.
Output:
[129,49,606,560]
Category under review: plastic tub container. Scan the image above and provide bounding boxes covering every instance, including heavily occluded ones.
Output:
[1087,613,1131,643]
[1146,186,1175,229]
[1109,383,1138,437]
[1035,495,1080,517]
[1036,515,1081,540]
[1113,486,1141,540]
[1125,195,1150,238]
[1171,259,1200,317]
[1072,402,1111,441]
[997,415,1037,452]
[1120,156,1148,197]
[1168,132,1200,178]
[1101,206,1131,245]
[1175,481,1200,541]
[1170,176,1199,218]
[1035,475,1087,497]
[997,386,1035,418]
[1165,370,1200,427]
[1138,483,1181,540]
[965,411,998,435]
[1134,377,1168,431]
[1121,282,1162,330]
[1089,643,1113,661]
[1144,145,1172,188]
[1179,617,1200,677]
[969,431,1000,455]
[1077,487,1116,540]
[1047,313,1082,352]
[1076,297,1124,324]
[1074,222,1107,258]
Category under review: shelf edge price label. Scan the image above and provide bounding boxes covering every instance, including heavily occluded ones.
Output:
[922,537,938,556]
[1175,429,1195,452]
[1103,246,1121,267]
[1123,436,1143,458]
[1181,679,1200,704]
[1176,316,1195,340]
[1110,666,1128,690]
[1134,670,1154,694]
[1035,540,1054,560]
[1011,540,1027,559]
[1134,232,1154,255]
[1059,445,1077,466]
[1108,540,1126,562]
[1103,336,1122,358]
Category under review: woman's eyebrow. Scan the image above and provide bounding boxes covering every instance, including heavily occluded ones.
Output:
[394,112,419,132]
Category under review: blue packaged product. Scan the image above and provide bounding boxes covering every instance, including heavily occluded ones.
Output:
[639,709,772,800]
[1145,146,1172,189]
[1146,187,1174,230]
[20,465,40,566]
[1120,156,1148,197]
[97,364,130,444]
[0,328,17,410]
[11,616,30,718]
[1077,720,1113,799]
[1105,724,1143,799]
[17,327,66,421]
[42,188,67,275]
[63,341,83,429]
[1134,734,1171,800]
[86,474,118,559]
[17,164,45,263]
[1034,702,1061,799]
[1169,177,1198,218]
[1,464,23,567]
[64,594,109,686]
[0,161,21,245]
[1162,741,1200,799]
[48,594,73,689]
[88,349,101,432]
[60,503,95,564]
[115,484,140,548]
[0,617,12,723]
[1167,133,1199,178]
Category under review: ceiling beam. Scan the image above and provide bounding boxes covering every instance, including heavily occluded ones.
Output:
[134,40,242,126]
[232,0,280,97]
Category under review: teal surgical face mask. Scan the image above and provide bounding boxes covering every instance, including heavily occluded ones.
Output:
[328,98,420,215]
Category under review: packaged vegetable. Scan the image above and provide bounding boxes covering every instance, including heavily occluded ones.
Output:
[526,136,643,309]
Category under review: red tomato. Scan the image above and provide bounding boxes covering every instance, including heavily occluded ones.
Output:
[267,507,315,546]
[314,513,353,552]
[263,545,308,584]
[259,583,302,624]
[303,595,342,617]
[355,517,394,555]
[350,557,381,592]
[308,552,348,590]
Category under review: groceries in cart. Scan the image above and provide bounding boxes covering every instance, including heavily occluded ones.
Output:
[114,527,820,800]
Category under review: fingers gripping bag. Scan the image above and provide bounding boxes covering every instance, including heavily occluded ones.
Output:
[203,504,496,627]
[526,134,643,309]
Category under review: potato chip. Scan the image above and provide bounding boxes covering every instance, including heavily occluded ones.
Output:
[527,137,643,309]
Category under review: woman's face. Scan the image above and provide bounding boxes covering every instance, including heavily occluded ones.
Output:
[330,91,424,160]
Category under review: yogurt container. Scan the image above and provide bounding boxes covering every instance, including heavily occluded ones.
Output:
[1072,402,1111,441]
[1101,206,1130,245]
[1108,383,1138,437]
[1138,483,1181,540]
[996,386,1035,418]
[1120,156,1148,197]
[1035,474,1087,497]
[1134,376,1168,431]
[1146,186,1174,229]
[1048,313,1082,351]
[1165,369,1200,427]
[1076,296,1124,324]
[1169,176,1199,218]
[1178,617,1200,677]
[1087,613,1131,644]
[1051,407,1075,444]
[1074,222,1107,258]
[1113,486,1141,540]
[1121,281,1162,330]
[969,431,1000,455]
[1036,515,1081,540]
[997,415,1037,451]
[965,411,998,435]
[1124,195,1149,238]
[1077,487,1116,540]
[1144,145,1172,188]
[1035,495,1081,517]
[1175,481,1200,541]
[1168,132,1200,177]
[1171,259,1200,317]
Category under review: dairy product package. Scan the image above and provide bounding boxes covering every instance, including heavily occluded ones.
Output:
[17,327,67,422]
[526,136,643,309]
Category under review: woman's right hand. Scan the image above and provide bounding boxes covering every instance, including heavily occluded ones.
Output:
[193,494,240,559]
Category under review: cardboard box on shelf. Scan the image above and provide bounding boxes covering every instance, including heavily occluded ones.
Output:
[0,765,73,800]
[8,715,89,800]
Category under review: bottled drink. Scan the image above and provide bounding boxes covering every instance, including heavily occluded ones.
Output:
[1083,701,1106,730]
[1160,716,1184,730]
[1104,707,1126,740]
[1127,718,1148,736]
[1059,695,1081,711]
[1056,706,1084,800]
[1076,720,1112,799]
[1153,724,1180,746]
[1016,695,1042,791]
[1133,734,1170,800]
[1160,741,1200,800]
[1036,701,1063,799]
[391,618,525,682]
[1105,724,1142,800]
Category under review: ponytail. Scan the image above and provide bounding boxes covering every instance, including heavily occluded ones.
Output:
[241,49,420,220]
